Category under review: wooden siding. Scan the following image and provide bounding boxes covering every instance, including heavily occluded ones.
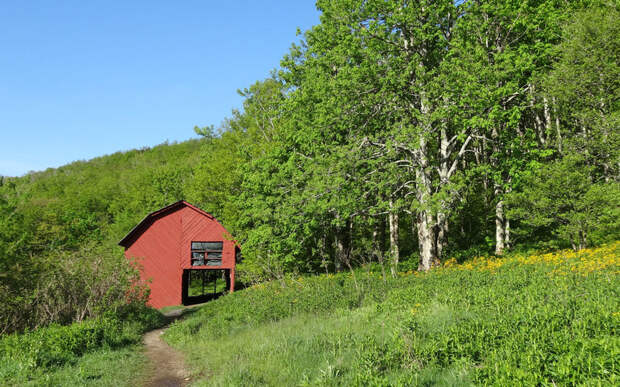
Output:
[125,209,183,308]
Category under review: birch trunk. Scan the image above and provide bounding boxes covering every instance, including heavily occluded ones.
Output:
[416,163,436,270]
[543,96,552,135]
[388,199,399,277]
[436,212,448,260]
[416,94,438,271]
[334,229,344,272]
[552,97,562,153]
[373,221,386,281]
[503,184,511,250]
[504,217,510,249]
[436,124,450,260]
[491,115,510,256]
[417,208,436,271]
[494,188,505,255]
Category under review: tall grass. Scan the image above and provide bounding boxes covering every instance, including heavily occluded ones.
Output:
[165,242,619,385]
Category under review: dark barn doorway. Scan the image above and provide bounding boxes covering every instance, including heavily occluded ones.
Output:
[182,269,230,305]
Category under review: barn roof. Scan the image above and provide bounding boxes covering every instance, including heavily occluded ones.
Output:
[118,200,215,248]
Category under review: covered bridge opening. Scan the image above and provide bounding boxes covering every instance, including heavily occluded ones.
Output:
[182,269,229,305]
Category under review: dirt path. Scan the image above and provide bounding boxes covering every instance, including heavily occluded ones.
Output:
[143,309,191,387]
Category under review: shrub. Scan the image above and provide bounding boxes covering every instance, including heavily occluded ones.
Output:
[0,303,164,382]
[0,242,150,334]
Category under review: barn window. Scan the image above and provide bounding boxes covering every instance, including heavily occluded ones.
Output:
[191,242,223,266]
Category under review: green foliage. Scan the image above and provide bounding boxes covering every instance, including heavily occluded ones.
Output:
[0,243,151,334]
[18,345,148,387]
[545,3,620,177]
[165,245,619,385]
[0,140,203,333]
[508,155,620,249]
[0,304,164,383]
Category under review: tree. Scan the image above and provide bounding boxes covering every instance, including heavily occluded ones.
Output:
[507,155,620,249]
[452,0,594,255]
[545,3,619,180]
[275,0,471,271]
[507,3,620,250]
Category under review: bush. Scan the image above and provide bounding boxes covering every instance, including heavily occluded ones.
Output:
[0,242,150,334]
[0,303,164,381]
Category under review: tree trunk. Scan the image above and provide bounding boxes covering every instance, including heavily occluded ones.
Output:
[388,199,399,277]
[373,221,386,281]
[543,95,552,135]
[416,165,437,270]
[504,184,511,250]
[552,96,562,154]
[334,229,344,272]
[531,85,547,146]
[436,124,449,261]
[436,211,448,261]
[579,230,587,250]
[417,209,436,271]
[504,216,510,250]
[495,190,505,255]
[372,223,378,258]
[417,93,438,271]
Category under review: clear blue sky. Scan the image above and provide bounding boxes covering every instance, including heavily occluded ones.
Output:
[0,1,320,176]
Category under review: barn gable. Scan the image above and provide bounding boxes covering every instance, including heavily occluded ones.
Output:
[118,200,214,248]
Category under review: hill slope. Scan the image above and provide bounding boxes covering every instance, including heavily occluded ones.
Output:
[164,243,620,385]
[0,139,205,333]
[2,139,203,250]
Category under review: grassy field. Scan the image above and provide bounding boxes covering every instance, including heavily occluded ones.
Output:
[164,242,619,386]
[7,345,148,387]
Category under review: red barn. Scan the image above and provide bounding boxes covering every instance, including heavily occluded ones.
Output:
[119,200,239,309]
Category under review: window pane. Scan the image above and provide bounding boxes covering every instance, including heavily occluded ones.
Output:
[204,242,223,251]
[207,252,222,259]
[191,241,223,251]
[191,242,203,250]
[192,252,205,259]
[206,259,221,266]
[191,258,204,266]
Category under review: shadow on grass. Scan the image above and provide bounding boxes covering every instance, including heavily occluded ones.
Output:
[184,292,224,306]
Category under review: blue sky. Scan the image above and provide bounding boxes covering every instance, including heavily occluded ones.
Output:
[0,1,320,176]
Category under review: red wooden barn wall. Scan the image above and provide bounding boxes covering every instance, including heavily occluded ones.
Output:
[121,202,236,309]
